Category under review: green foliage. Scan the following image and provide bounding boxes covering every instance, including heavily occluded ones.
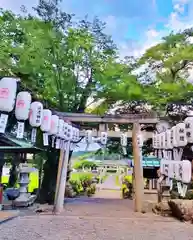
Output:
[86,184,96,197]
[121,175,133,199]
[69,172,95,196]
[138,29,193,113]
[73,160,97,170]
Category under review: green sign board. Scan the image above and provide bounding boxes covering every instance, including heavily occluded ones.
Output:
[130,156,160,167]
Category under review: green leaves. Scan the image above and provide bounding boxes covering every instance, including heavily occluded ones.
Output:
[2,3,193,119]
[136,29,193,113]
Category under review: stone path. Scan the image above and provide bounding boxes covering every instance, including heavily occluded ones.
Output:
[93,189,122,199]
[99,174,121,190]
[1,198,193,239]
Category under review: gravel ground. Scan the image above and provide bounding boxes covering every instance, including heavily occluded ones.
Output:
[1,199,193,240]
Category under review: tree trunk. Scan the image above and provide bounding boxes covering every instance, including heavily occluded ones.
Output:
[38,149,59,204]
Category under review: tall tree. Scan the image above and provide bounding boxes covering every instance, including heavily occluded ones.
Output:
[31,0,121,203]
[138,29,193,115]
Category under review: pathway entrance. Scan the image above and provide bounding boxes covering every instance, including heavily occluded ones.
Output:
[94,174,122,199]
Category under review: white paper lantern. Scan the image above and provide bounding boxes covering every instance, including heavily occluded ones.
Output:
[85,130,92,143]
[164,131,168,149]
[72,127,79,142]
[0,77,17,112]
[54,119,64,149]
[0,77,18,133]
[29,102,43,127]
[184,117,193,143]
[29,102,43,143]
[15,91,31,121]
[57,119,64,138]
[175,123,187,147]
[160,132,165,149]
[181,160,192,183]
[40,109,52,132]
[171,126,177,147]
[40,109,52,146]
[14,91,32,139]
[72,127,76,141]
[66,125,73,141]
[101,132,108,145]
[120,133,127,147]
[137,134,143,147]
[156,134,161,149]
[75,128,80,141]
[166,130,172,149]
[152,132,156,149]
[49,115,59,148]
[157,134,161,149]
[169,161,178,179]
[63,122,68,139]
[49,115,59,135]
[159,132,163,149]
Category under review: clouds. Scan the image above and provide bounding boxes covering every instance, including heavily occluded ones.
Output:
[0,0,193,59]
[118,0,193,57]
[0,0,38,13]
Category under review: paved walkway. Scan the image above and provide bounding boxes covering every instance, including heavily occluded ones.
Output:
[0,211,19,224]
[94,189,122,199]
[1,198,193,239]
[99,174,121,190]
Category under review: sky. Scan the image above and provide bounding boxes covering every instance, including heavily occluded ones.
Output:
[0,0,193,58]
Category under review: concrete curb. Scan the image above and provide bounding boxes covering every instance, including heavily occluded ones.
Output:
[0,211,20,225]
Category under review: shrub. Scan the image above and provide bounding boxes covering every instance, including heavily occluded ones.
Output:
[69,172,95,197]
[69,179,83,194]
[185,190,193,200]
[121,176,133,199]
[86,184,96,197]
[90,183,96,194]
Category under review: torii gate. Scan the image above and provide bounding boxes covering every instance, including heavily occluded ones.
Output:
[53,111,160,141]
[53,111,162,212]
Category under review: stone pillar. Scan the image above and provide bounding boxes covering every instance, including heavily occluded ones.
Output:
[149,179,152,190]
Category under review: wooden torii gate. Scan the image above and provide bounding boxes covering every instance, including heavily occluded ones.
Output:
[53,111,159,140]
[52,111,162,213]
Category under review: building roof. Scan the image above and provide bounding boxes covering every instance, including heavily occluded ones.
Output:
[0,134,42,153]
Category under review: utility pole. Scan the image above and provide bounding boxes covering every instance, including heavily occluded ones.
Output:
[132,122,144,212]
[53,141,70,214]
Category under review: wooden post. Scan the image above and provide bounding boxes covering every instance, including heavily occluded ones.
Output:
[53,141,70,214]
[132,123,144,212]
[54,149,64,205]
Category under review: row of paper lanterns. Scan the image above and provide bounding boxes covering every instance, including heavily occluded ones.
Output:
[0,77,80,146]
[160,159,191,184]
[153,117,193,149]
